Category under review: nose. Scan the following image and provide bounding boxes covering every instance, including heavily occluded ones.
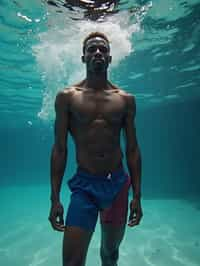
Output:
[95,48,102,57]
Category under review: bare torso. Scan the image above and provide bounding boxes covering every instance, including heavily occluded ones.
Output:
[66,81,129,175]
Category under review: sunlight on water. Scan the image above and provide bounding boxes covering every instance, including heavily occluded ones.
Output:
[33,2,152,121]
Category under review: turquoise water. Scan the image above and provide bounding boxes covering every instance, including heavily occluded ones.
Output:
[0,0,200,265]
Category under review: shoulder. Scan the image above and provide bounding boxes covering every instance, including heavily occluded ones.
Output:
[56,86,78,101]
[55,87,75,110]
[124,93,136,109]
[111,84,136,108]
[114,87,136,114]
[123,93,136,116]
[109,83,135,100]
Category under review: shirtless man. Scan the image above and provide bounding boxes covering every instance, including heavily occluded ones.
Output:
[48,32,143,266]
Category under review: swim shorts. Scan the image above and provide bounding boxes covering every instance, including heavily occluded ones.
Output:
[65,166,131,232]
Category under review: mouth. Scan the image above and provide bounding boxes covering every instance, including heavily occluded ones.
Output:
[93,57,104,63]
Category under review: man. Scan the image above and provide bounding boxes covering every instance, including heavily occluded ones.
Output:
[48,32,143,266]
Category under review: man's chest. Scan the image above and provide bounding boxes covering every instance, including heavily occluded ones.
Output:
[69,90,127,124]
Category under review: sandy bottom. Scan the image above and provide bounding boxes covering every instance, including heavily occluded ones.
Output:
[0,185,199,266]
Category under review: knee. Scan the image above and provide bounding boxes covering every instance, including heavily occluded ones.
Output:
[109,249,119,262]
[100,246,119,263]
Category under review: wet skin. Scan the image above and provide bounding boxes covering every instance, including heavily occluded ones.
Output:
[49,36,143,266]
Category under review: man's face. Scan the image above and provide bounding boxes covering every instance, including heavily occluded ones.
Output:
[82,37,112,72]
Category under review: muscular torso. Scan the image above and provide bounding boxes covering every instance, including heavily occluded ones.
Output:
[65,82,128,175]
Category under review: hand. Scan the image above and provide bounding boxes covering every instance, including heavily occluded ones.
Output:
[48,202,65,232]
[128,198,143,227]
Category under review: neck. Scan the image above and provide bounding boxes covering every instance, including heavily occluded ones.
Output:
[86,70,108,90]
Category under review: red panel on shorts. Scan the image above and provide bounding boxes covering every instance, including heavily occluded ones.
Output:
[100,175,131,226]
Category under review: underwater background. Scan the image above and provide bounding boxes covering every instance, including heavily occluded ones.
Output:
[0,0,200,265]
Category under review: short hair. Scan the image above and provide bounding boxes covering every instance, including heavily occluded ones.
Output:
[82,32,110,53]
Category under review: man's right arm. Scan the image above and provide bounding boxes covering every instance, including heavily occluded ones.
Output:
[50,91,69,204]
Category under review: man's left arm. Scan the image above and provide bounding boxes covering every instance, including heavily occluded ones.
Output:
[123,94,143,227]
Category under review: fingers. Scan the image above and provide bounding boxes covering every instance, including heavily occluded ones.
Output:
[48,215,65,232]
[128,217,139,227]
[128,211,143,227]
[53,223,65,232]
[59,216,64,225]
[48,203,65,232]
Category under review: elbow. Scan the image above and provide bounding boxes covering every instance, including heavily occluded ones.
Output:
[52,143,67,155]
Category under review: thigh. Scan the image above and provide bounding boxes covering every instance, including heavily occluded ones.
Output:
[65,190,99,232]
[99,176,131,251]
[100,223,126,252]
[63,190,97,265]
[100,175,131,226]
[63,225,93,265]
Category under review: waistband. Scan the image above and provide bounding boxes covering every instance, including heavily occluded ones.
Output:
[76,166,126,181]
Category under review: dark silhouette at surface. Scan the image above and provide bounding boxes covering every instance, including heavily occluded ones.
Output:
[47,0,120,20]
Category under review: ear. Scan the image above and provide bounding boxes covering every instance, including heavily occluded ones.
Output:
[81,55,85,63]
[108,56,112,64]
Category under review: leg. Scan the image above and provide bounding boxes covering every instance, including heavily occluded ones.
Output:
[99,176,131,266]
[100,223,126,266]
[64,190,98,266]
[63,225,93,266]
